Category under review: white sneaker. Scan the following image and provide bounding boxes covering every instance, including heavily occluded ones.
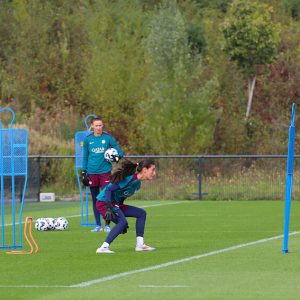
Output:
[96,246,114,254]
[135,244,156,252]
[104,225,111,232]
[91,226,103,232]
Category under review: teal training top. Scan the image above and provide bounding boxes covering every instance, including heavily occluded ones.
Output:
[96,174,141,204]
[82,131,124,174]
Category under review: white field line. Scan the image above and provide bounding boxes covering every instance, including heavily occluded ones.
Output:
[0,201,185,227]
[0,285,71,288]
[139,285,191,288]
[70,231,300,288]
[0,231,296,289]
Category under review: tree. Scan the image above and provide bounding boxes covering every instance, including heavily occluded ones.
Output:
[143,0,218,154]
[0,1,88,131]
[82,0,148,150]
[223,0,280,118]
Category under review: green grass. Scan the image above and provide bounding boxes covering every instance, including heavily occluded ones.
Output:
[1,200,300,299]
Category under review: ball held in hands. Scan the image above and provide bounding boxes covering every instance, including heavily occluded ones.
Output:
[104,148,120,163]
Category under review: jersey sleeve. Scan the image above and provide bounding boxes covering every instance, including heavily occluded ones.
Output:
[105,183,120,203]
[109,136,124,157]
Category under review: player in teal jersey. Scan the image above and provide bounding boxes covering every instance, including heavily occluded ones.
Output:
[82,117,124,232]
[95,159,156,253]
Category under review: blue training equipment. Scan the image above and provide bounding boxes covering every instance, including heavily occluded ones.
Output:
[75,114,102,227]
[0,107,28,250]
[282,103,296,254]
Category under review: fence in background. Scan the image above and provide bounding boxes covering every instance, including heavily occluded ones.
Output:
[3,155,299,202]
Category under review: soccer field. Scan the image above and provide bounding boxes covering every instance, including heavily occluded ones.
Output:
[1,200,300,300]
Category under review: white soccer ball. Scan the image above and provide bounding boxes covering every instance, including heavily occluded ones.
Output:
[104,148,119,162]
[55,217,68,231]
[52,218,58,228]
[45,218,56,230]
[35,218,49,231]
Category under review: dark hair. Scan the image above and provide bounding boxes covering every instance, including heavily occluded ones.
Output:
[109,158,156,183]
[92,116,102,123]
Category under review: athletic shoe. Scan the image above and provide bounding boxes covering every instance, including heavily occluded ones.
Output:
[96,246,114,254]
[135,244,156,252]
[104,225,111,233]
[91,226,103,232]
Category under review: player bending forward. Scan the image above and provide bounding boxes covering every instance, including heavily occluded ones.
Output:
[96,159,156,253]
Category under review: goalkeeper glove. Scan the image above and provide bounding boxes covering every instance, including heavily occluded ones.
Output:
[81,171,90,186]
[104,203,118,222]
[111,154,120,163]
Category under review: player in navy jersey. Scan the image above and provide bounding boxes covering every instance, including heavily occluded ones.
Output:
[95,159,156,253]
[82,116,124,232]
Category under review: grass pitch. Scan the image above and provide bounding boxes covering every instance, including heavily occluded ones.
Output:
[1,200,300,300]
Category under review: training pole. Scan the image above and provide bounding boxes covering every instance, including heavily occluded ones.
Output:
[282,103,296,254]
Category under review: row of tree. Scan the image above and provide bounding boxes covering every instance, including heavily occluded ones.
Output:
[1,0,300,155]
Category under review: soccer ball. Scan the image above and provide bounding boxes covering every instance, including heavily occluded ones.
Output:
[55,217,68,231]
[45,218,56,230]
[104,148,119,162]
[35,218,49,231]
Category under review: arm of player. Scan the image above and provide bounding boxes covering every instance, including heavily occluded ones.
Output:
[104,184,119,222]
[109,136,124,158]
[104,183,120,203]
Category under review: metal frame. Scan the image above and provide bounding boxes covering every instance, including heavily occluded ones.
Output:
[0,107,28,250]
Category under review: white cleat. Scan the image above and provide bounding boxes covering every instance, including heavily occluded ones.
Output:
[104,225,111,233]
[135,244,156,252]
[91,226,104,232]
[96,247,114,254]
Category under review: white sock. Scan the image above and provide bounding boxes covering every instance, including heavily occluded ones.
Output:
[101,242,109,248]
[136,236,144,247]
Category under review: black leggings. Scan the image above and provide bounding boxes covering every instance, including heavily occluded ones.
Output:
[105,205,147,244]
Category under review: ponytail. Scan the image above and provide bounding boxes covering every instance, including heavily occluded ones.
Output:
[109,158,156,183]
